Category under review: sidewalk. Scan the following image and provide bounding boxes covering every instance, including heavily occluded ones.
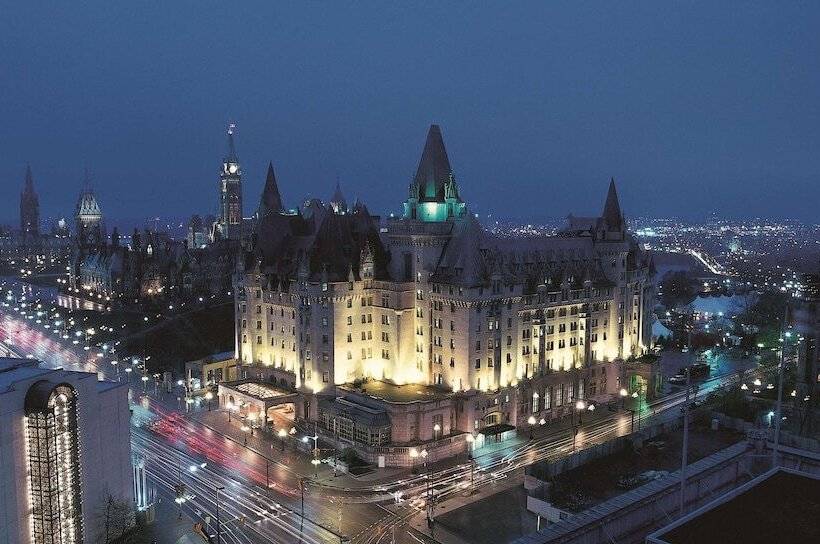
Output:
[189,408,411,490]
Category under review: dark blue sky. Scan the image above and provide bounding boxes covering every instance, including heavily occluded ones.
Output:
[2,2,819,225]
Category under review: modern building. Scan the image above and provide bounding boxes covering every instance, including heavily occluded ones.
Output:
[230,124,655,464]
[0,358,132,544]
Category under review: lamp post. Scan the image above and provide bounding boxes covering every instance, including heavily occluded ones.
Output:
[433,423,441,440]
[575,400,586,426]
[631,389,644,431]
[772,319,794,469]
[214,484,225,544]
[205,391,213,411]
[302,422,320,476]
[241,424,250,446]
[465,434,476,496]
[409,447,419,473]
[247,412,258,436]
[278,428,287,451]
[619,387,628,409]
[527,415,536,439]
[421,449,433,527]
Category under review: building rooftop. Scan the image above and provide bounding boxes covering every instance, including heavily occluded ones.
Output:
[341,380,451,403]
[648,468,820,544]
[0,357,50,392]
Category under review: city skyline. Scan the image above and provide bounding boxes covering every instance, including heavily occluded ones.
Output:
[2,4,820,543]
[3,3,820,224]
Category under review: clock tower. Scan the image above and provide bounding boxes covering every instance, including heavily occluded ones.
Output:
[218,123,243,242]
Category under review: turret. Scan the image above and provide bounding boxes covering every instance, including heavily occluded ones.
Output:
[257,161,283,218]
[402,124,466,221]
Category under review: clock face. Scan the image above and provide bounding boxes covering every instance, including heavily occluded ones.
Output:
[229,164,238,174]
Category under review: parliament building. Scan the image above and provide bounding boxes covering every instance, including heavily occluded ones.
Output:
[227,125,656,465]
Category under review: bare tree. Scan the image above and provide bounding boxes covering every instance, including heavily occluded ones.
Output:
[94,493,135,543]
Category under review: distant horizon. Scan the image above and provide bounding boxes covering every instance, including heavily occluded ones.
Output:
[3,4,820,223]
[4,204,818,233]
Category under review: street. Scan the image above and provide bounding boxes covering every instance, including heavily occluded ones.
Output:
[0,277,754,544]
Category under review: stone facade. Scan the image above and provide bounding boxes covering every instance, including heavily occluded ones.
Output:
[234,124,655,461]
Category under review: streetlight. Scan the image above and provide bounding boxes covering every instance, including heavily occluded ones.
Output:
[409,447,419,473]
[619,388,628,409]
[302,423,320,475]
[464,434,476,496]
[527,415,536,439]
[575,400,586,425]
[225,401,234,421]
[204,391,213,411]
[241,425,250,446]
[277,428,287,451]
[433,423,441,440]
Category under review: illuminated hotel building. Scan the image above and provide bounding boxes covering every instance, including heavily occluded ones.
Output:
[0,358,132,543]
[231,125,655,464]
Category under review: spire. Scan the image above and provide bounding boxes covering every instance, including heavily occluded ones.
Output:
[258,161,283,216]
[24,163,34,193]
[413,124,455,202]
[602,177,623,230]
[226,122,238,162]
[82,167,93,193]
[330,176,348,214]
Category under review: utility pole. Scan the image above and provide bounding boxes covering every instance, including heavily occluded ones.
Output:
[215,485,225,544]
[300,477,306,540]
[679,366,691,516]
[772,305,791,468]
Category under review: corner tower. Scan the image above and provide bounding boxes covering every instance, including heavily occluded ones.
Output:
[218,123,243,242]
[402,124,466,222]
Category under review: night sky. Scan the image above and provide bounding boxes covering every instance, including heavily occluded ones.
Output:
[2,2,819,225]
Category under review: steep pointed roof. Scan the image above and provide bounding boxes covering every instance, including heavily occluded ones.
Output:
[601,178,623,230]
[225,122,238,162]
[23,163,35,194]
[76,175,102,219]
[258,162,283,216]
[413,124,454,202]
[330,178,348,214]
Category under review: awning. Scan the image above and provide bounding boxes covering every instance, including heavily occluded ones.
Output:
[479,423,515,436]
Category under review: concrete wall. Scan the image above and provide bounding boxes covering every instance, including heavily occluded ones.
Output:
[516,440,820,544]
[0,368,133,544]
